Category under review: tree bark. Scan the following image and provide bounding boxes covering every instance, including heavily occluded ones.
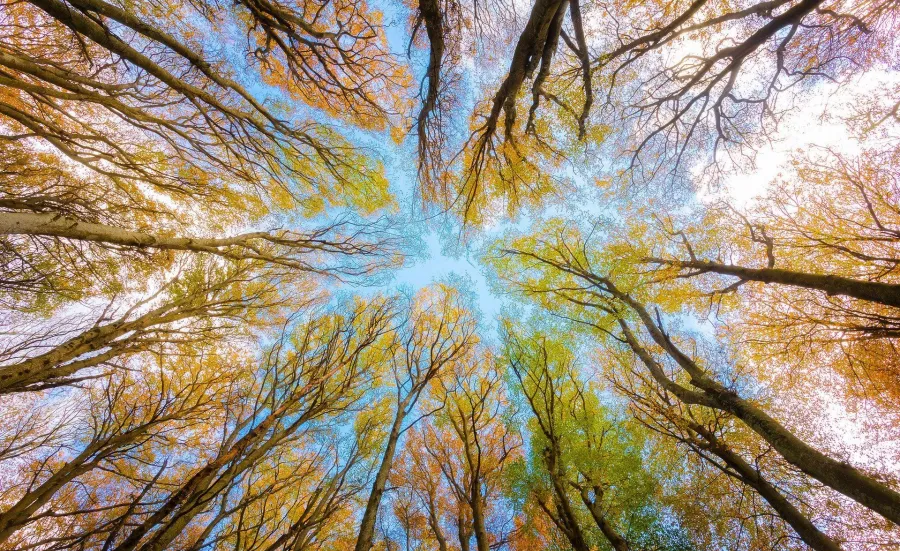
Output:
[354,400,409,551]
[656,259,900,309]
[615,290,900,526]
[426,493,449,551]
[685,422,842,551]
[578,488,629,551]
[457,514,471,551]
[567,0,592,138]
[0,211,271,253]
[0,299,197,394]
[113,399,301,551]
[544,445,591,551]
[415,0,445,135]
[469,486,490,551]
[25,0,284,136]
[0,413,184,545]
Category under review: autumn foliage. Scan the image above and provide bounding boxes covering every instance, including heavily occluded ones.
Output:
[1,0,899,549]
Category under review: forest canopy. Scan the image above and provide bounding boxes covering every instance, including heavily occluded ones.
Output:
[0,0,899,549]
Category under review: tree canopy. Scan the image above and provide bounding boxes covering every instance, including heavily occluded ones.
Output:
[1,0,899,549]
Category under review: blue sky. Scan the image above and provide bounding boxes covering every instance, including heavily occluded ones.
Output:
[391,231,503,320]
[341,0,513,330]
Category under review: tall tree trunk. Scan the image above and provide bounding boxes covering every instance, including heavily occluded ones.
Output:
[469,484,490,551]
[25,0,280,135]
[113,401,294,551]
[133,402,326,551]
[0,421,170,545]
[354,400,409,551]
[0,303,191,394]
[686,422,842,551]
[426,492,449,551]
[0,452,97,543]
[414,0,445,140]
[615,291,900,526]
[656,259,900,309]
[568,0,593,138]
[0,212,269,252]
[544,445,590,551]
[457,513,471,551]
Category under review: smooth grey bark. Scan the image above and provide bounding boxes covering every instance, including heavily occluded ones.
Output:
[112,403,294,551]
[0,211,274,252]
[0,401,194,545]
[469,487,490,551]
[1,210,387,279]
[0,300,195,394]
[0,273,241,394]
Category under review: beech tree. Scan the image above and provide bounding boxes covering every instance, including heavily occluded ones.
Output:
[503,324,693,551]
[641,146,900,412]
[490,218,900,531]
[106,295,395,551]
[382,352,521,551]
[1,0,899,548]
[404,0,899,223]
[0,257,303,393]
[424,351,520,551]
[0,0,405,200]
[0,0,405,336]
[588,0,896,185]
[0,349,238,549]
[354,284,478,551]
[606,349,840,551]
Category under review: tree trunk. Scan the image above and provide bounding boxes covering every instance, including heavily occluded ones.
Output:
[686,423,842,551]
[426,493,448,551]
[457,514,471,551]
[113,401,294,551]
[661,259,900,309]
[354,401,408,551]
[0,422,166,545]
[0,211,269,253]
[415,0,445,132]
[135,401,326,551]
[0,452,97,543]
[469,485,490,551]
[0,295,196,394]
[578,488,629,551]
[616,292,900,526]
[544,445,590,551]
